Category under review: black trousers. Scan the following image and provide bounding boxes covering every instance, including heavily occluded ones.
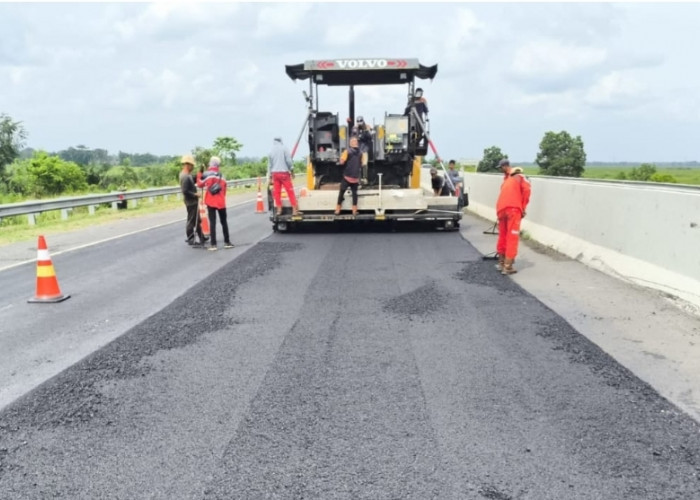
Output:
[185,203,204,242]
[337,178,359,205]
[207,206,230,245]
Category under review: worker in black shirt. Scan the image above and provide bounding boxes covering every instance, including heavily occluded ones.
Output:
[179,154,205,246]
[430,167,452,196]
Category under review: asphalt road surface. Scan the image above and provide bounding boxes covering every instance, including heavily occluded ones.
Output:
[1,213,700,499]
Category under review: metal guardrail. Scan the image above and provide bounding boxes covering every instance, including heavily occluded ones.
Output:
[0,177,262,224]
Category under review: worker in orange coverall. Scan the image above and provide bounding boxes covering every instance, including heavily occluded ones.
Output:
[495,158,531,275]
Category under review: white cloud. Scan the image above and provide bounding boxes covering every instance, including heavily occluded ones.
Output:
[255,3,312,39]
[109,67,183,110]
[2,3,699,161]
[510,40,607,83]
[510,90,583,117]
[584,71,647,109]
[323,23,369,47]
[181,46,212,64]
[114,3,239,42]
[9,67,27,85]
[445,8,484,51]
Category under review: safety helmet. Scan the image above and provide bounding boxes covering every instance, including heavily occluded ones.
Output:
[181,154,195,165]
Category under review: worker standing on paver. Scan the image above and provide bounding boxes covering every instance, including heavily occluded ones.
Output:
[496,158,531,274]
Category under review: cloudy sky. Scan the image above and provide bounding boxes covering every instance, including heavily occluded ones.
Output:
[1,1,699,163]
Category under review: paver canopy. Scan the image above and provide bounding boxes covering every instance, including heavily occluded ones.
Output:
[285,58,437,86]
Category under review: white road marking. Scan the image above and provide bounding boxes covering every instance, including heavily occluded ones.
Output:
[0,200,255,272]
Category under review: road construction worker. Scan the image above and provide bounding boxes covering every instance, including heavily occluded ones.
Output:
[355,116,373,180]
[495,158,531,274]
[430,167,451,196]
[268,137,302,216]
[404,88,429,149]
[446,159,462,194]
[179,154,205,246]
[336,135,362,216]
[404,88,428,118]
[197,157,234,251]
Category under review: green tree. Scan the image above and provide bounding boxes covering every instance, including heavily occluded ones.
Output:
[58,145,92,166]
[12,151,88,197]
[136,163,180,187]
[193,146,213,171]
[535,131,586,177]
[101,165,139,190]
[477,146,507,172]
[212,136,243,165]
[649,172,677,184]
[81,163,110,186]
[628,163,656,181]
[0,113,28,185]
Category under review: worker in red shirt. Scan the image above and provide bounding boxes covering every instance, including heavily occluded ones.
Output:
[197,157,234,251]
[495,158,531,274]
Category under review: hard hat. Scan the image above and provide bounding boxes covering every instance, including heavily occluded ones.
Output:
[181,154,195,165]
[209,156,221,167]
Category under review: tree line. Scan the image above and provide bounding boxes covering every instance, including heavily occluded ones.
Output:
[1,112,683,201]
[0,113,288,201]
[477,131,587,176]
[476,130,679,183]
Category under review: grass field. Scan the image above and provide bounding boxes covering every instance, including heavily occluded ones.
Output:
[580,166,700,185]
[462,165,700,185]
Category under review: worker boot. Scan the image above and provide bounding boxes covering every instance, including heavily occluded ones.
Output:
[501,258,517,275]
[352,205,358,216]
[292,205,303,216]
[334,204,342,215]
[495,254,505,271]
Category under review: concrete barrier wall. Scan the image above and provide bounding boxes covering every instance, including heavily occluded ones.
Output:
[463,172,700,310]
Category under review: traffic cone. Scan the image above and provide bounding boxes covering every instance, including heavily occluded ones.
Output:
[198,198,210,236]
[28,235,70,303]
[255,177,265,213]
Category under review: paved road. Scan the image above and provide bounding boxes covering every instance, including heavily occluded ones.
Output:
[0,195,265,410]
[1,212,700,498]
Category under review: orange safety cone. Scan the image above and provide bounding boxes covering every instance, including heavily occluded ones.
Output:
[28,235,70,303]
[198,197,210,236]
[255,177,265,213]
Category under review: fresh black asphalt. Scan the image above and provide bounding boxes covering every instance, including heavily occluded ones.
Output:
[1,227,699,499]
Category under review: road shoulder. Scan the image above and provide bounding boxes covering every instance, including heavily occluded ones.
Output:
[460,210,700,423]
